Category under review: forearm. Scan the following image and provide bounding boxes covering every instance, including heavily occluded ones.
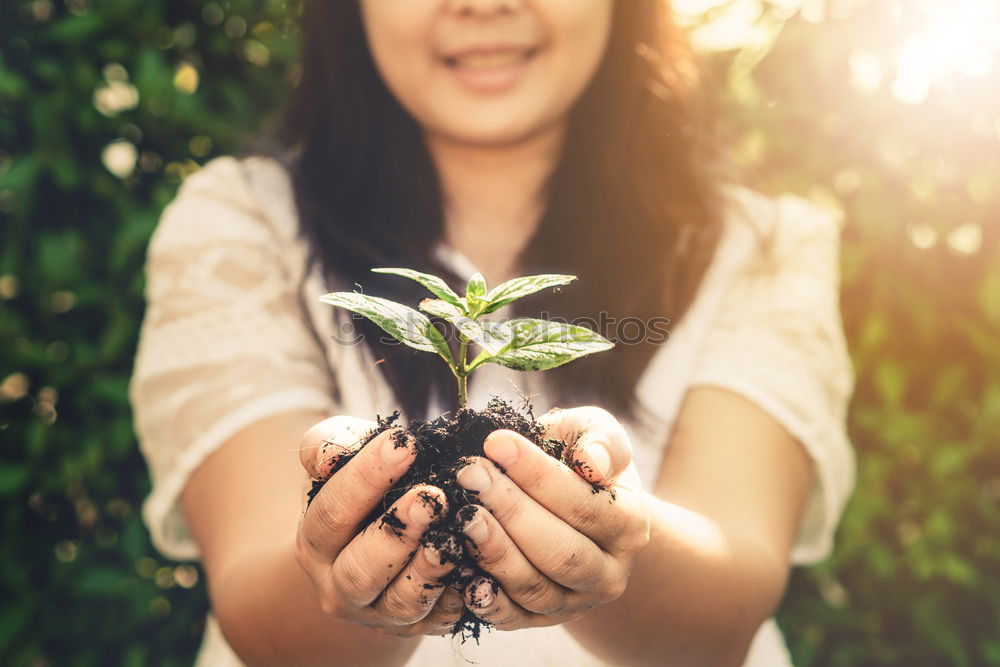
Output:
[210,535,420,667]
[565,495,789,666]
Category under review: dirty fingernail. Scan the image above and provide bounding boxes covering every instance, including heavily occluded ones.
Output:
[422,533,461,566]
[409,490,444,525]
[457,462,492,493]
[462,511,489,543]
[468,577,495,609]
[315,439,348,479]
[381,430,413,465]
[453,566,477,591]
[409,494,436,524]
[484,431,519,466]
[423,545,443,565]
[581,442,611,480]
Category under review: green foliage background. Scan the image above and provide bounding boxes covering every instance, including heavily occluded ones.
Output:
[1,1,998,665]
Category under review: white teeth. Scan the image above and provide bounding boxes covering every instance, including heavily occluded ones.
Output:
[450,50,529,69]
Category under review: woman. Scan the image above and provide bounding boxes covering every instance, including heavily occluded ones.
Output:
[130,1,855,665]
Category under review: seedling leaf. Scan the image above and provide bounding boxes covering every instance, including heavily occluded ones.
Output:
[419,298,463,320]
[482,274,576,314]
[371,268,464,309]
[466,272,487,299]
[464,273,490,317]
[475,318,614,372]
[420,299,514,356]
[320,292,452,361]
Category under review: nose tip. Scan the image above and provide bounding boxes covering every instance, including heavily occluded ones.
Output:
[449,0,522,18]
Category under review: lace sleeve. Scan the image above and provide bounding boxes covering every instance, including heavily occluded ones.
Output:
[129,157,336,561]
[688,194,856,565]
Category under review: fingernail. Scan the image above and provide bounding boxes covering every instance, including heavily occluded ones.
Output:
[453,565,477,591]
[581,442,611,480]
[484,431,519,467]
[380,430,413,466]
[423,533,461,566]
[457,462,492,493]
[462,510,489,543]
[423,545,443,565]
[409,491,443,525]
[315,439,348,479]
[468,577,495,609]
[409,495,432,524]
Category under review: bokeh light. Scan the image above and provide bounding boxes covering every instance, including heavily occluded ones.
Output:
[892,0,1000,104]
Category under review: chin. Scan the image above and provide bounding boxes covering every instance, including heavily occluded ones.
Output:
[428,109,565,149]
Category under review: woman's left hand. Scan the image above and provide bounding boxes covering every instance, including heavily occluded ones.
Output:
[456,406,651,629]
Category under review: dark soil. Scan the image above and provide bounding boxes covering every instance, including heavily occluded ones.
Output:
[306,397,605,642]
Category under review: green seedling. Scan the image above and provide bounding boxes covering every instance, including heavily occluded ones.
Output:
[320,268,614,408]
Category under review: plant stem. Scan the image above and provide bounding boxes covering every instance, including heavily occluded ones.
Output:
[456,339,469,409]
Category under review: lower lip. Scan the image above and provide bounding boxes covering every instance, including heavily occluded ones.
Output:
[445,52,536,94]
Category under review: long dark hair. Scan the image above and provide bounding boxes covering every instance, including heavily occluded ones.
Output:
[273,1,726,422]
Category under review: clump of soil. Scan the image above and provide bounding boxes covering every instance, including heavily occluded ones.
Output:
[306,397,604,641]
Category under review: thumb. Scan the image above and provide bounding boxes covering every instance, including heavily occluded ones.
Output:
[537,406,633,486]
[299,415,379,481]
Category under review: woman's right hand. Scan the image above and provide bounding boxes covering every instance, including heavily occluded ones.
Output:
[296,416,467,637]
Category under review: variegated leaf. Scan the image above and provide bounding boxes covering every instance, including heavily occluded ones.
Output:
[320,292,452,360]
[482,274,576,314]
[477,317,613,371]
[371,268,464,309]
[419,298,513,356]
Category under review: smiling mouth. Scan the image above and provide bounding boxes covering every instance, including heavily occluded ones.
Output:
[443,48,539,70]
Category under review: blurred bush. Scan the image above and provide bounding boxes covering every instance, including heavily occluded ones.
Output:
[1,0,998,665]
[0,1,299,664]
[691,2,1000,665]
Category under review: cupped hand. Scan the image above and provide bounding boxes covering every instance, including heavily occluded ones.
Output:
[455,406,651,630]
[296,416,466,637]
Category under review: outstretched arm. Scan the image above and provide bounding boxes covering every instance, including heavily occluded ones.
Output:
[181,412,455,667]
[563,385,815,666]
[446,387,813,665]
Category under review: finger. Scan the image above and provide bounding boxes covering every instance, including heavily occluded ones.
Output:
[413,585,466,635]
[456,457,611,592]
[482,429,645,552]
[373,532,462,625]
[300,427,416,557]
[299,415,379,481]
[464,576,545,631]
[536,406,632,486]
[331,485,447,609]
[458,504,571,615]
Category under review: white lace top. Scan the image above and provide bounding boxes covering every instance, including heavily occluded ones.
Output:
[130,156,855,667]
